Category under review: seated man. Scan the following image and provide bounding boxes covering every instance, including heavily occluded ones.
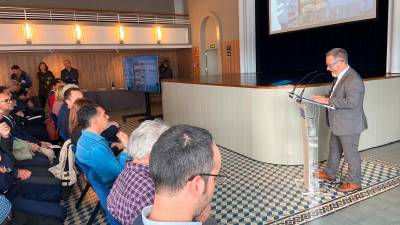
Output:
[0,122,66,222]
[76,103,129,187]
[107,120,169,225]
[5,80,45,127]
[0,93,50,167]
[57,86,81,141]
[133,125,221,225]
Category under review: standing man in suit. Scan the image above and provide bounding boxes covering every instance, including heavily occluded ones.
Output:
[312,48,368,192]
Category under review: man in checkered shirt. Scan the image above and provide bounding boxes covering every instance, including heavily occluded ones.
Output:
[107,120,169,225]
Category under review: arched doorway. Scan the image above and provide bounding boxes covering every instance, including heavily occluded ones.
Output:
[200,12,222,76]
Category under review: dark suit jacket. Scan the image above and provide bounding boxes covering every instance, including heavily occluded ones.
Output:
[0,115,39,144]
[328,67,368,136]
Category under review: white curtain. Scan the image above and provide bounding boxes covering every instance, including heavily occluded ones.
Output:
[239,0,256,73]
[387,0,400,74]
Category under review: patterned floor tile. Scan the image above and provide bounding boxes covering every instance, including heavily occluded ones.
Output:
[62,119,400,225]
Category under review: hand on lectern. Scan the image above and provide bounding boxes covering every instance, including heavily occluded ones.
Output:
[311,95,329,104]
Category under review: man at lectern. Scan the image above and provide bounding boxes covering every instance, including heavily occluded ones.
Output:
[312,48,368,193]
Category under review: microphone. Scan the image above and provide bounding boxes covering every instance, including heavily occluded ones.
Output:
[298,72,326,101]
[289,70,318,98]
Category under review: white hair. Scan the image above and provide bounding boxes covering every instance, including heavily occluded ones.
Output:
[62,84,79,98]
[128,119,169,160]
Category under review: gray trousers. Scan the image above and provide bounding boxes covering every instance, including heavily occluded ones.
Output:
[325,133,362,184]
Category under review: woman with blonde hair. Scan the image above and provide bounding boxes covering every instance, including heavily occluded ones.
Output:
[51,85,65,117]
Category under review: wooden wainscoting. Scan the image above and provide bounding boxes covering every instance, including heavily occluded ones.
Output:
[191,47,200,78]
[176,48,193,78]
[222,39,240,74]
[0,49,192,92]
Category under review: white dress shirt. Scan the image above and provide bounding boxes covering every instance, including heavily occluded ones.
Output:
[330,65,350,97]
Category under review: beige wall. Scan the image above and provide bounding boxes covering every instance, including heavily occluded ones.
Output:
[188,0,239,47]
[187,0,240,76]
[205,18,218,49]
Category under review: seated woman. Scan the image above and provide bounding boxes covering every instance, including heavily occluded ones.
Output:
[51,85,64,118]
[69,98,122,154]
[48,79,64,113]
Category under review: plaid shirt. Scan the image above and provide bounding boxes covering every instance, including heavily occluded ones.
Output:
[107,161,155,225]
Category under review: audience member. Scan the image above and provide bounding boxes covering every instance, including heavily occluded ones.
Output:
[159,60,173,79]
[107,120,169,225]
[133,125,221,225]
[6,80,46,129]
[61,59,79,85]
[76,103,129,188]
[10,65,32,91]
[0,122,66,222]
[69,98,120,149]
[0,93,50,167]
[0,194,62,225]
[37,62,55,107]
[48,79,64,112]
[69,98,93,146]
[57,87,82,141]
[52,86,65,117]
[6,80,28,112]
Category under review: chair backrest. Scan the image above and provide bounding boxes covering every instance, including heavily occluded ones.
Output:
[75,159,121,225]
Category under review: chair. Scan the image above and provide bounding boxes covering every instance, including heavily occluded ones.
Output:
[74,158,90,209]
[75,159,121,225]
[71,144,89,208]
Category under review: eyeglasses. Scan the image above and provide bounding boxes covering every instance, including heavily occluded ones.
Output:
[0,99,14,103]
[188,172,228,185]
[326,59,344,68]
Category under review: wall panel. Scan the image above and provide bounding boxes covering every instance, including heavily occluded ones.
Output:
[162,77,400,165]
[0,49,191,93]
[222,39,240,74]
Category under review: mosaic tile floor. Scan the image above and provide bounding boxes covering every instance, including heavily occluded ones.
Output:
[62,120,400,225]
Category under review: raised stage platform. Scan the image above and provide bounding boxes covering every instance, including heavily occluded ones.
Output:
[161,74,400,165]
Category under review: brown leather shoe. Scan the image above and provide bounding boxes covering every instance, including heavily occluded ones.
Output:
[318,171,334,181]
[337,183,362,193]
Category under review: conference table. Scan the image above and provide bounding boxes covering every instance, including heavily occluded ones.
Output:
[83,89,145,112]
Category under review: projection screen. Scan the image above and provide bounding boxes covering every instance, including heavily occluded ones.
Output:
[269,0,377,35]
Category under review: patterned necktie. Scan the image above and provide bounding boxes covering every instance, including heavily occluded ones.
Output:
[329,78,338,96]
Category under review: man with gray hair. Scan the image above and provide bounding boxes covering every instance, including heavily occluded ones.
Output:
[312,48,368,192]
[107,119,169,225]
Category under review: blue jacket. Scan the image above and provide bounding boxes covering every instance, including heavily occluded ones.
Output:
[11,71,32,89]
[76,130,129,187]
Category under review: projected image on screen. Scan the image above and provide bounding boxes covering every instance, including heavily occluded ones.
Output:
[269,0,376,34]
[123,55,160,93]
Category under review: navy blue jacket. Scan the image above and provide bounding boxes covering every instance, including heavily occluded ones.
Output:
[57,103,70,141]
[11,71,32,89]
[1,115,40,144]
[0,137,18,195]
